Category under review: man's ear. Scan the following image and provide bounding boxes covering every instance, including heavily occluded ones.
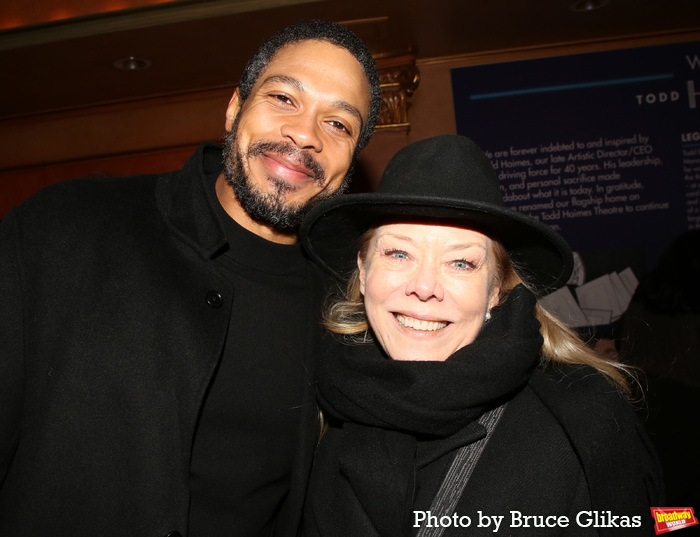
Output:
[357,252,366,296]
[225,88,242,131]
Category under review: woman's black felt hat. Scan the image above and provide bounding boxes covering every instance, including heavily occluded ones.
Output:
[301,134,573,293]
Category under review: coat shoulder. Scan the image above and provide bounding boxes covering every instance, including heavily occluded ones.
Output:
[529,364,628,420]
[11,172,162,224]
[527,364,645,462]
[3,173,172,254]
[529,364,664,521]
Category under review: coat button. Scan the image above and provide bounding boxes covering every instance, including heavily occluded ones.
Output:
[205,290,223,308]
[164,532,182,537]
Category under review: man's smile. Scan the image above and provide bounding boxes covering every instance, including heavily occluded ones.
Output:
[247,140,326,188]
[262,152,315,184]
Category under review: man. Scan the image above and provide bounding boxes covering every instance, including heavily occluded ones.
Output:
[0,20,380,537]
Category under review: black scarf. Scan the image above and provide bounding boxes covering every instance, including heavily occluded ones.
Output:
[305,285,543,537]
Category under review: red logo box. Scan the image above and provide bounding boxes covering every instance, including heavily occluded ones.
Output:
[651,508,699,534]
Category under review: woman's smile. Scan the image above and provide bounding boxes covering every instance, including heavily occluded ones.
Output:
[394,313,448,332]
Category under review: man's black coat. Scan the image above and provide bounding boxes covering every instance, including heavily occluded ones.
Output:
[0,144,321,536]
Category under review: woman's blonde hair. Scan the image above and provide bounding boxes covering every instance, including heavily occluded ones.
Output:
[322,227,636,398]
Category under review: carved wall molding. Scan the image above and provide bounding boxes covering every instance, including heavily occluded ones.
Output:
[375,54,420,131]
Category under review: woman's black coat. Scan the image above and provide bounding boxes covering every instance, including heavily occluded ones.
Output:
[304,290,663,537]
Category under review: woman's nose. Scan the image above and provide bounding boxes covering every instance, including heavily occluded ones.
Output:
[405,263,444,301]
[280,113,323,152]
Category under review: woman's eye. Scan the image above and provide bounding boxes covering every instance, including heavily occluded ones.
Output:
[385,249,408,260]
[452,259,476,270]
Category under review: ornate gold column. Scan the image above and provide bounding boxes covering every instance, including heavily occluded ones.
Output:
[375,54,420,131]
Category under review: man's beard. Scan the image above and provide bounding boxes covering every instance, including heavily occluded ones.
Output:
[222,122,351,233]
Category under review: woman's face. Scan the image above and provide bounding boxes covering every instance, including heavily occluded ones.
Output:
[358,223,501,362]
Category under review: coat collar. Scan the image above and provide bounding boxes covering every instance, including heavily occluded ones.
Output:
[156,142,228,259]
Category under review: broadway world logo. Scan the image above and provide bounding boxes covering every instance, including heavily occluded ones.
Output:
[651,508,698,534]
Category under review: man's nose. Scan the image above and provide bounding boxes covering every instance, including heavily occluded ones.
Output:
[280,113,323,152]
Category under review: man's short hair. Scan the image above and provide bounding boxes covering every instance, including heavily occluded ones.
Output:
[237,19,381,153]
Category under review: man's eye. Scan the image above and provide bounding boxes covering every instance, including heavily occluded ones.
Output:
[328,120,349,133]
[272,94,292,104]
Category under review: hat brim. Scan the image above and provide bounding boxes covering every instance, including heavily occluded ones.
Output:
[301,193,573,294]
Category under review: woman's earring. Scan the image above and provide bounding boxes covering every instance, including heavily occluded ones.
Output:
[485,310,492,322]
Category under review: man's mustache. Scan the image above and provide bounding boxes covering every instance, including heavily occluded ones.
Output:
[246,141,326,185]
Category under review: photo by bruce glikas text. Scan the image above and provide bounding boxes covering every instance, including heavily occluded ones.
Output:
[413,510,642,532]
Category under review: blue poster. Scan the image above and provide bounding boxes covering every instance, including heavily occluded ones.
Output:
[452,42,700,273]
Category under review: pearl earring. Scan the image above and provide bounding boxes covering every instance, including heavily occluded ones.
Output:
[485,310,492,321]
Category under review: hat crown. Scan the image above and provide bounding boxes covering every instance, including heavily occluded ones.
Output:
[378,135,505,207]
[301,134,573,292]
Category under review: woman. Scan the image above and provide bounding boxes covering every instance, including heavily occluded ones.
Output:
[300,135,663,536]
